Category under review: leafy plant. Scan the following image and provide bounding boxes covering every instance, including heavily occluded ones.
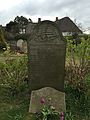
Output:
[65,37,90,91]
[65,112,75,120]
[0,53,28,97]
[36,105,60,120]
[35,97,64,120]
[65,37,90,119]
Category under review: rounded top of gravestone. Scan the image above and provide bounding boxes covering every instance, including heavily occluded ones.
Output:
[30,20,64,44]
[27,20,66,92]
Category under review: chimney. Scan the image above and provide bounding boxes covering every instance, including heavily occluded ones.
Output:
[56,17,58,21]
[38,18,41,23]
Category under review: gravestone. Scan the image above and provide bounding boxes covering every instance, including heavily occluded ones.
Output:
[29,87,66,113]
[27,20,66,113]
[17,39,27,53]
[17,39,23,48]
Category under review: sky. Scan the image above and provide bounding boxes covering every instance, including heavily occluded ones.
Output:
[0,0,90,29]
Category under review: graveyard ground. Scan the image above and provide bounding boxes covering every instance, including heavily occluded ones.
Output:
[0,56,89,120]
[0,75,90,120]
[0,36,90,120]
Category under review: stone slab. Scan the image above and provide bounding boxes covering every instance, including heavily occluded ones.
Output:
[29,87,66,113]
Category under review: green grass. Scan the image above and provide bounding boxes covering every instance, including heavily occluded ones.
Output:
[0,53,26,62]
[0,86,36,120]
[0,83,90,120]
[65,74,90,120]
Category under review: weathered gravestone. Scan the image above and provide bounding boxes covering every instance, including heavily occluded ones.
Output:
[27,20,66,113]
[17,39,27,53]
[29,87,66,113]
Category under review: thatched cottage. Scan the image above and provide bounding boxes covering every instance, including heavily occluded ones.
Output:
[55,17,82,36]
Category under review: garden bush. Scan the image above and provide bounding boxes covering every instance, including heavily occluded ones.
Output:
[65,36,90,87]
[65,36,90,119]
[0,54,28,97]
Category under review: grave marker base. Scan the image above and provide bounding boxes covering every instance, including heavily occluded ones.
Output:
[29,87,66,113]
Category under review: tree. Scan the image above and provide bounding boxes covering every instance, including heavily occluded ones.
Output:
[6,21,19,33]
[74,18,85,32]
[0,28,7,51]
[14,16,29,34]
[6,16,32,34]
[14,16,29,26]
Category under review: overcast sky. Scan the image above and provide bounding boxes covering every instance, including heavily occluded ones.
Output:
[0,0,90,29]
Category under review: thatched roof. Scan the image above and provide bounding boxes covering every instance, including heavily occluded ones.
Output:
[55,17,82,33]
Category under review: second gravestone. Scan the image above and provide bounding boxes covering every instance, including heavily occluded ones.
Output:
[27,20,66,113]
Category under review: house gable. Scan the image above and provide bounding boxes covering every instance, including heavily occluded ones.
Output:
[55,17,82,34]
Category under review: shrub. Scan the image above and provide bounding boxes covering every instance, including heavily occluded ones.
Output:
[65,37,90,118]
[65,37,90,89]
[0,54,28,97]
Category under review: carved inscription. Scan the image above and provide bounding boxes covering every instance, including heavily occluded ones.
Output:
[27,20,66,92]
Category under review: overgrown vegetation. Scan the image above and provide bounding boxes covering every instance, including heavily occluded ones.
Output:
[0,53,28,97]
[0,53,29,120]
[0,36,90,120]
[65,36,90,120]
